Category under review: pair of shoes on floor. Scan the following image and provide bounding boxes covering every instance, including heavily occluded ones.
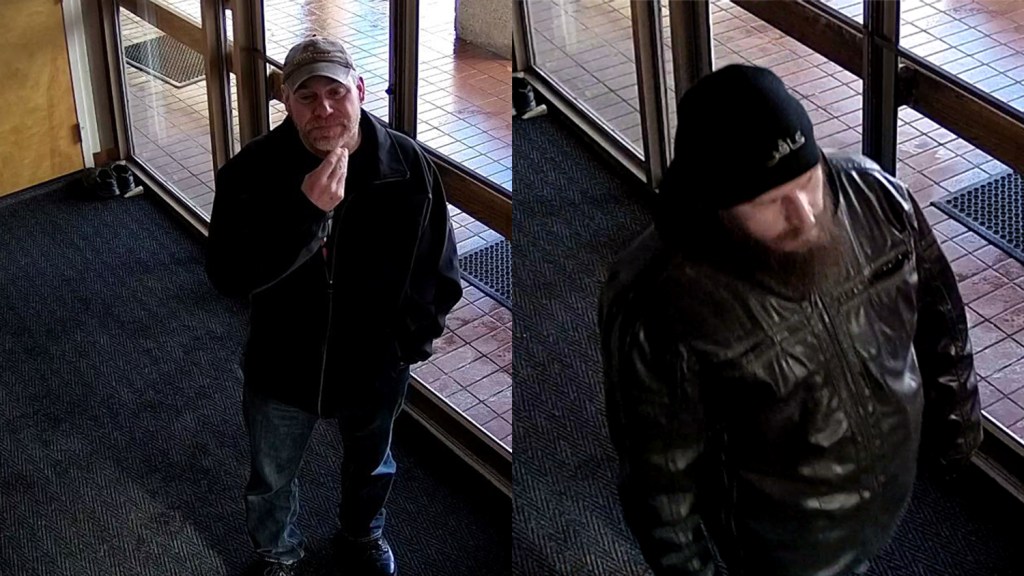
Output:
[80,161,143,199]
[335,534,397,576]
[245,534,396,576]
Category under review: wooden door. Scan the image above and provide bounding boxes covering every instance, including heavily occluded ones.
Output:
[0,0,84,197]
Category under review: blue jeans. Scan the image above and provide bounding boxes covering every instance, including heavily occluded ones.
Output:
[241,364,410,564]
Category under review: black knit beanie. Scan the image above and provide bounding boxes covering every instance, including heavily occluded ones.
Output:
[659,64,820,212]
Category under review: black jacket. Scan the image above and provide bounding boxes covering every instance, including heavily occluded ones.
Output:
[599,153,982,576]
[206,111,462,416]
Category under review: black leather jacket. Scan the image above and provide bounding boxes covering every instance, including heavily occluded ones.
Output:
[207,111,462,416]
[599,153,982,576]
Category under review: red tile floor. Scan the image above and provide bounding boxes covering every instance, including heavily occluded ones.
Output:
[119,2,511,449]
[527,0,1024,443]
[819,0,1024,115]
[411,281,513,446]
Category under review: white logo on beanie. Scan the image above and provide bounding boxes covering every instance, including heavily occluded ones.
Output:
[767,131,806,167]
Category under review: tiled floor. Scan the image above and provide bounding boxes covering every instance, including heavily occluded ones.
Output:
[821,0,1024,114]
[119,3,511,449]
[412,280,514,447]
[527,0,1024,443]
[927,206,1024,440]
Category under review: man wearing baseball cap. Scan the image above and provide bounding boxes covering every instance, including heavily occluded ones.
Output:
[599,64,981,576]
[207,36,462,576]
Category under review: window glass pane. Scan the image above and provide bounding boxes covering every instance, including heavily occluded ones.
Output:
[121,1,220,216]
[526,0,644,155]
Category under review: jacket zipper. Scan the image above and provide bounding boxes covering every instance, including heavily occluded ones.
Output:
[313,173,407,414]
[813,291,873,474]
[318,201,347,417]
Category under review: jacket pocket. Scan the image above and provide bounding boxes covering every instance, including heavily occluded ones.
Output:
[867,249,911,288]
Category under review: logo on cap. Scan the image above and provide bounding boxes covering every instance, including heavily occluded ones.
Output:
[767,131,805,167]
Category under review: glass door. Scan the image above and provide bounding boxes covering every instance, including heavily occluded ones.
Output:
[111,0,234,218]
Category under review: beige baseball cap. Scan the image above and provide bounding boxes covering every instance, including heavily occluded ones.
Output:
[282,36,358,91]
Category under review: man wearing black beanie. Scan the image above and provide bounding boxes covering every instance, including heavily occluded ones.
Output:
[599,64,981,576]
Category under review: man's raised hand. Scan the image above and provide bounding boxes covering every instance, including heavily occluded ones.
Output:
[302,147,349,212]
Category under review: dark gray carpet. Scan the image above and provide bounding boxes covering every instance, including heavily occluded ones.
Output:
[512,113,655,576]
[0,176,509,576]
[512,110,1024,576]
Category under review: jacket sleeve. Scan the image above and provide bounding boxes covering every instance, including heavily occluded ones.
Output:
[395,155,464,363]
[206,158,331,299]
[601,303,716,576]
[908,192,983,470]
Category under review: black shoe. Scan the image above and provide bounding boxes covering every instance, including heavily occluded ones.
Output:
[337,536,397,576]
[110,161,138,196]
[80,167,119,199]
[245,559,299,576]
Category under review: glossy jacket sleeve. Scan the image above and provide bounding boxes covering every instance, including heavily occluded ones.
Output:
[602,310,715,576]
[909,193,983,470]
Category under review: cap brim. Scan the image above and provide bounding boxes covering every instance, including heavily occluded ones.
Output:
[285,63,357,91]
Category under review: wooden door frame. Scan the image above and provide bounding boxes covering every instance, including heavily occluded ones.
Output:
[63,0,101,169]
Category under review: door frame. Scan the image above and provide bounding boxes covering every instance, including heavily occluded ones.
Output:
[63,0,101,169]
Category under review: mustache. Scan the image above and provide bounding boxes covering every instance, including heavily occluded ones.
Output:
[305,120,351,130]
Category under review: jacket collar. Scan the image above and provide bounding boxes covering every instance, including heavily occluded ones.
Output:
[278,109,410,184]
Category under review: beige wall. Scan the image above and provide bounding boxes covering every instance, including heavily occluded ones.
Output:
[457,0,512,59]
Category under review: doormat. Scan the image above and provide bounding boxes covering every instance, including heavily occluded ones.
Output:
[124,34,204,88]
[934,170,1024,264]
[458,238,511,310]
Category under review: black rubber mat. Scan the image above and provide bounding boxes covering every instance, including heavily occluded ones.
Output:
[124,34,204,88]
[459,239,511,309]
[934,171,1024,264]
